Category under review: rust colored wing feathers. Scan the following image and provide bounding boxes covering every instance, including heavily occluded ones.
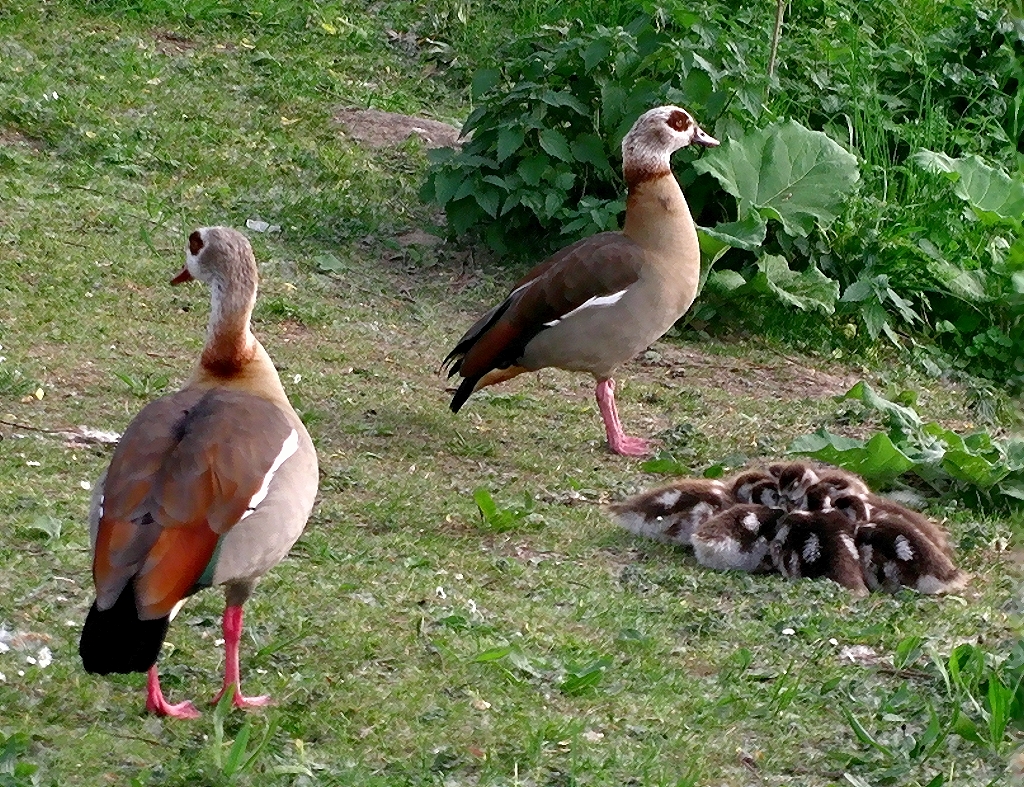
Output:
[91,389,295,620]
[445,233,646,411]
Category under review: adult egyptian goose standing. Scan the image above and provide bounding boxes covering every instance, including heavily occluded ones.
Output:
[442,105,719,456]
[79,227,319,719]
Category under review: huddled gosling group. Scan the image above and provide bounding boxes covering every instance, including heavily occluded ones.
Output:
[608,461,967,598]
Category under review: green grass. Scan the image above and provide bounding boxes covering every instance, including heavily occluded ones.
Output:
[1,2,1022,785]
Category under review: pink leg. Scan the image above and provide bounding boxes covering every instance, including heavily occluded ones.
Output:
[145,665,200,719]
[211,605,270,709]
[595,378,655,457]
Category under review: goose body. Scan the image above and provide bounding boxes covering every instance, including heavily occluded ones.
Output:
[862,493,953,558]
[856,512,967,594]
[730,469,781,507]
[79,227,319,718]
[769,462,821,511]
[443,106,719,456]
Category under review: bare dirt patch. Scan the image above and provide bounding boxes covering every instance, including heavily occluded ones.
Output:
[641,342,860,402]
[0,128,44,152]
[334,108,461,150]
[150,29,198,56]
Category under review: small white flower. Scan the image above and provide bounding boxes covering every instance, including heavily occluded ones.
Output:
[0,672,5,682]
[435,586,447,600]
[781,628,796,636]
[36,647,52,668]
[79,480,91,490]
[292,374,302,384]
[26,461,40,467]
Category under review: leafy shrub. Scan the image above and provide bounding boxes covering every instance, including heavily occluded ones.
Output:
[789,381,1024,505]
[421,14,861,318]
[420,15,748,258]
[842,638,1024,780]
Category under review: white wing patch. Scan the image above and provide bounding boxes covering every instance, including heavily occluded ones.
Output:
[741,512,761,532]
[543,290,628,327]
[240,429,299,521]
[894,535,914,561]
[169,597,189,621]
[690,501,715,525]
[655,489,682,508]
[839,534,859,562]
[802,533,821,563]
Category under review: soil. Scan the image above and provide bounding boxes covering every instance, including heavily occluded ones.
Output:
[640,342,861,402]
[333,108,462,150]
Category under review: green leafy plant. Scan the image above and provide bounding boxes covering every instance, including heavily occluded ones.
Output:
[209,688,282,781]
[0,732,39,787]
[559,656,613,696]
[113,371,170,399]
[0,366,34,399]
[841,638,1024,780]
[789,381,1024,503]
[421,16,742,258]
[471,487,542,532]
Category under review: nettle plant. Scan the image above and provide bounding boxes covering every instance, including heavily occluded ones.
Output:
[909,151,1024,386]
[421,17,735,255]
[421,15,861,318]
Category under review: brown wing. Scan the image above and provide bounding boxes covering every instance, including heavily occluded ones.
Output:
[93,388,296,619]
[443,232,647,403]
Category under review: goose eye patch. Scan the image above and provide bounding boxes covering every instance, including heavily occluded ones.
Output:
[668,111,692,132]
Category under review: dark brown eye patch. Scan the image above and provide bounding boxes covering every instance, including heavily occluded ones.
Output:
[667,110,692,132]
[188,231,204,256]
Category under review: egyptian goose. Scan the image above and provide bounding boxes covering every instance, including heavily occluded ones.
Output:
[730,468,782,508]
[608,477,731,546]
[691,504,785,573]
[814,468,870,498]
[860,493,953,557]
[769,510,869,597]
[78,227,319,719]
[442,105,719,456]
[769,461,821,511]
[856,510,967,594]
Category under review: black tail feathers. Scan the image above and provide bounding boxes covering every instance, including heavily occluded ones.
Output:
[449,375,480,413]
[79,584,170,675]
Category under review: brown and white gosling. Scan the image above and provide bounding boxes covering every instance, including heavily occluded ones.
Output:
[607,478,732,546]
[769,509,869,597]
[691,504,785,573]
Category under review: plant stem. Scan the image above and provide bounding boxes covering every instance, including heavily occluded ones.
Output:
[768,0,787,85]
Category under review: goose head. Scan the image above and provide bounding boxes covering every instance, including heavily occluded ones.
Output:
[621,105,719,183]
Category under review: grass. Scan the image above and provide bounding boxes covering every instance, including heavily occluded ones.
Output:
[0,1,1022,785]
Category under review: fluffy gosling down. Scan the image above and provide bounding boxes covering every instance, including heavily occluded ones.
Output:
[609,461,966,596]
